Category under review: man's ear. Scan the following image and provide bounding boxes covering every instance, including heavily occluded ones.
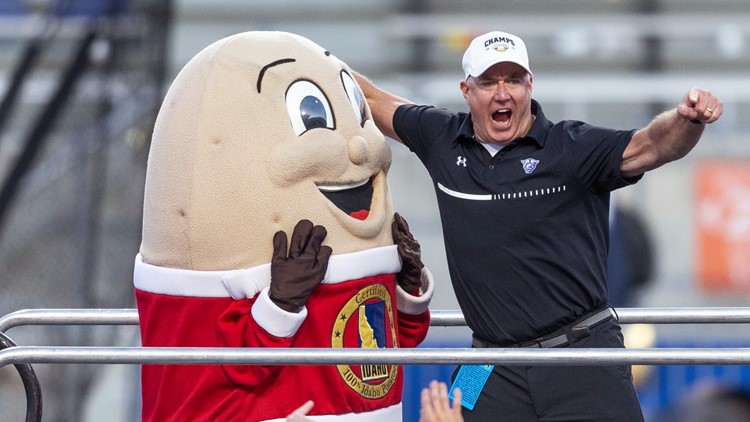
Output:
[460,79,470,99]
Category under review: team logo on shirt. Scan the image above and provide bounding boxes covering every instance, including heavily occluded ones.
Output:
[331,283,398,399]
[520,158,539,174]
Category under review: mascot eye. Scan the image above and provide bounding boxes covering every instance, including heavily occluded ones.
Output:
[341,71,367,127]
[286,80,334,135]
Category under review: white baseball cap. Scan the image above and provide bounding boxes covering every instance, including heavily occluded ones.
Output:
[462,31,532,79]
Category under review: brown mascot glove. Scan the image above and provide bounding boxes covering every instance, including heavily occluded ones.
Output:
[391,213,424,294]
[269,220,333,313]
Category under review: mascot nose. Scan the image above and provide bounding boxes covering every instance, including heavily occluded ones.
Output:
[347,135,369,165]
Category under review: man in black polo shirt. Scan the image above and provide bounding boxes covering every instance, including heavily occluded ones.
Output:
[354,30,722,421]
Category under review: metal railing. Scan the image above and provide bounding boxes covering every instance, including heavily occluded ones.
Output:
[5,345,750,368]
[3,307,750,422]
[4,307,750,332]
[3,307,750,369]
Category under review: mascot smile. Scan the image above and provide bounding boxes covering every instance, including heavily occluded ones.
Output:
[134,31,433,421]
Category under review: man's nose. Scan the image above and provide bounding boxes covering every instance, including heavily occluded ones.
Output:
[493,83,511,100]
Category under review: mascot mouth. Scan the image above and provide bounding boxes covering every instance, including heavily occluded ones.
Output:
[319,178,373,220]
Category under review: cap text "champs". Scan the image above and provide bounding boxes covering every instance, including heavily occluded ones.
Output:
[485,37,515,47]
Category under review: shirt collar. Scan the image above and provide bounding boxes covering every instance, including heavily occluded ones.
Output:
[526,99,550,147]
[456,112,475,141]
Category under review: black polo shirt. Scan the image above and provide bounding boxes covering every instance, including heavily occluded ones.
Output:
[393,100,640,345]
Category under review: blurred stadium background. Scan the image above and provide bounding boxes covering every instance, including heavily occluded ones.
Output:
[0,0,749,420]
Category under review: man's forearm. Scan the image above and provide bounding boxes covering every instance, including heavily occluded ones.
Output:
[622,109,704,177]
[646,108,705,163]
[352,71,411,142]
[621,87,720,177]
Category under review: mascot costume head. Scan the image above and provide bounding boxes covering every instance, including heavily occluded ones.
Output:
[134,31,433,421]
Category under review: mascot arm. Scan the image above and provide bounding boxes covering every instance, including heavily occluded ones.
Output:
[216,220,331,387]
[217,288,307,386]
[396,266,434,348]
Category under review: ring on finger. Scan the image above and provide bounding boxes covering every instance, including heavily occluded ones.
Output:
[706,107,714,114]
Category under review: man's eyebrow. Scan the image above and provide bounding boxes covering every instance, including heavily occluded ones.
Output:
[257,58,296,93]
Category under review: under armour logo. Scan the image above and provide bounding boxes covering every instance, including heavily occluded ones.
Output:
[457,156,467,167]
[520,158,539,174]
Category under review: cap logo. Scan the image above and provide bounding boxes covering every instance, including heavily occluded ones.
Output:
[488,42,512,53]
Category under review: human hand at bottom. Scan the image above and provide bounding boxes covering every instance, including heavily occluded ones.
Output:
[286,400,314,421]
[420,381,463,422]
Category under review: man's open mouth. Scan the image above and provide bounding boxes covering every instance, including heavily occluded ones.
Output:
[318,178,373,220]
[492,108,511,124]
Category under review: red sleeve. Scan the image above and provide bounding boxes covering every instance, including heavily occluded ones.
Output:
[396,308,430,348]
[217,298,295,386]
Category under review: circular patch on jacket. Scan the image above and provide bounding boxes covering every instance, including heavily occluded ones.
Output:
[331,283,398,399]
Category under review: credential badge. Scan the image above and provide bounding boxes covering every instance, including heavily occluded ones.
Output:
[520,158,539,174]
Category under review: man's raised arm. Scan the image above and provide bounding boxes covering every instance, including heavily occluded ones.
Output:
[622,87,722,178]
[353,72,414,143]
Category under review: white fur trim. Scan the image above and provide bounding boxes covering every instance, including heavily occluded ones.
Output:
[396,267,434,315]
[321,245,400,284]
[250,287,307,338]
[134,246,400,298]
[262,402,402,422]
[133,254,244,297]
[222,265,271,300]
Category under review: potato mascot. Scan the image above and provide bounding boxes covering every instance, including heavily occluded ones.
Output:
[133,31,433,421]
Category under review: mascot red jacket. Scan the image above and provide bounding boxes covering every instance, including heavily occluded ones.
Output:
[134,31,434,421]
